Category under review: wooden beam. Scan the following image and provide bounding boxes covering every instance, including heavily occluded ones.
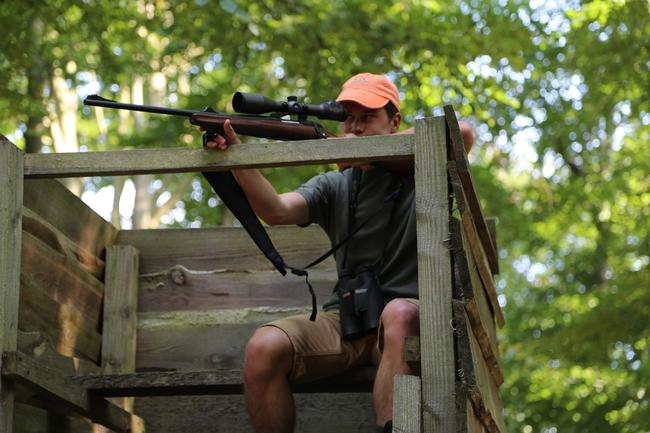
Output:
[72,367,377,396]
[450,218,503,386]
[2,351,143,433]
[23,179,117,259]
[1,136,23,433]
[138,266,337,312]
[102,246,139,374]
[414,116,456,433]
[393,374,421,433]
[452,301,506,433]
[24,134,415,178]
[444,106,499,275]
[116,225,334,273]
[449,162,505,328]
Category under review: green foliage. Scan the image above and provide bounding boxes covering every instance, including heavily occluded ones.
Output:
[1,0,648,431]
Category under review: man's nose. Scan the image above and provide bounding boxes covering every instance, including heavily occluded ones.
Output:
[351,118,364,134]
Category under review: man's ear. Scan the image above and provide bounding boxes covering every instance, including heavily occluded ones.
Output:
[391,112,401,133]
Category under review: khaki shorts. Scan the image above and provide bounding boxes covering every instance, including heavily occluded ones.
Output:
[263,298,419,383]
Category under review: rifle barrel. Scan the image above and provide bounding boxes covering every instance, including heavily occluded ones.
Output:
[84,94,198,117]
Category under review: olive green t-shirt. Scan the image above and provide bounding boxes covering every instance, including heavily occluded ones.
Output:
[295,167,418,310]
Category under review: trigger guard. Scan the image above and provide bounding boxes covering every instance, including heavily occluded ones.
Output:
[202,129,218,147]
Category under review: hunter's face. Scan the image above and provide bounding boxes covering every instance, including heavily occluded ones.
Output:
[337,101,400,171]
[340,101,399,137]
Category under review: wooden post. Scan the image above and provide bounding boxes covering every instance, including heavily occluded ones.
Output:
[393,375,421,433]
[0,137,24,433]
[414,117,455,433]
[102,245,142,432]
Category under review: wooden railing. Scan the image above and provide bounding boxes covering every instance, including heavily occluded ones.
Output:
[1,111,507,433]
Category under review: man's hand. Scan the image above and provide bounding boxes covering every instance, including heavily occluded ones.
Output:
[202,119,241,150]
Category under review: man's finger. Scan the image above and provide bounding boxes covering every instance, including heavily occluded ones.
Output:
[223,120,242,145]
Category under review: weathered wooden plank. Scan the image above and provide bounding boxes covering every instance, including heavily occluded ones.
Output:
[102,246,139,374]
[20,230,104,327]
[133,393,374,433]
[486,218,499,276]
[404,336,421,375]
[14,402,98,433]
[2,351,144,433]
[22,207,105,279]
[117,225,334,273]
[18,279,102,362]
[393,374,421,433]
[24,134,415,178]
[138,266,336,312]
[136,308,309,371]
[452,301,506,433]
[450,218,503,387]
[102,245,140,423]
[444,106,499,275]
[73,367,376,396]
[467,399,488,433]
[449,161,505,328]
[1,136,23,433]
[17,331,100,376]
[23,179,117,258]
[414,116,456,433]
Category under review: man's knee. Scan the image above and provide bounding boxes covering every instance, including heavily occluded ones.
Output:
[244,326,293,380]
[380,299,419,344]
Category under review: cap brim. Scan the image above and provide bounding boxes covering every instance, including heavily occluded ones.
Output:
[336,88,388,109]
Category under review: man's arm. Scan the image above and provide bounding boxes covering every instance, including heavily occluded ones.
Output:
[204,120,310,226]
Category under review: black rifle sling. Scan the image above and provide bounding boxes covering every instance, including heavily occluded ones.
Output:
[202,171,288,276]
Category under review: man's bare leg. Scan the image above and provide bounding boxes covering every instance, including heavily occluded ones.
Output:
[243,326,295,433]
[372,300,420,428]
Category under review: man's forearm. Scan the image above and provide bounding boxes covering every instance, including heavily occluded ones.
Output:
[232,168,284,223]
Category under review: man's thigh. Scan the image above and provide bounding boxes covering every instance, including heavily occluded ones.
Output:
[263,311,376,383]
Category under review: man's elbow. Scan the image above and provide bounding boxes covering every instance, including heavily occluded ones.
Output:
[460,121,474,153]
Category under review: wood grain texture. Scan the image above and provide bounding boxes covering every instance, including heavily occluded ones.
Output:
[413,116,455,433]
[449,161,505,328]
[24,134,415,178]
[20,230,104,328]
[2,351,144,433]
[393,374,421,433]
[73,367,376,396]
[443,106,498,275]
[117,225,334,273]
[138,266,336,311]
[450,218,503,386]
[23,179,116,258]
[1,136,23,433]
[135,308,309,371]
[18,279,102,362]
[14,402,99,433]
[22,207,105,279]
[133,393,374,433]
[452,301,506,433]
[102,246,139,374]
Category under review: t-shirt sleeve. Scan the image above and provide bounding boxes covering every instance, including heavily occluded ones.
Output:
[294,171,341,232]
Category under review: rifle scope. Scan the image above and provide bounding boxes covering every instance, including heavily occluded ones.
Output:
[232,92,348,122]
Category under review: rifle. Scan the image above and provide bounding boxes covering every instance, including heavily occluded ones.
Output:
[84,92,351,320]
[83,93,347,143]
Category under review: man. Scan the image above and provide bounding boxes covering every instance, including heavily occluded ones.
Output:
[206,73,473,433]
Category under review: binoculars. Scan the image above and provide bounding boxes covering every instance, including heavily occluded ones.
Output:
[337,268,385,340]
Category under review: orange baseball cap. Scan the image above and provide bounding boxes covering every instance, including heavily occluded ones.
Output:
[336,73,400,111]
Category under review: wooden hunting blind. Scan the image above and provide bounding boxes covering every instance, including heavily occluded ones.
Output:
[0,109,507,433]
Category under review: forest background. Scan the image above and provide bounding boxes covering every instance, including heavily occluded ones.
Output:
[1,0,648,432]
